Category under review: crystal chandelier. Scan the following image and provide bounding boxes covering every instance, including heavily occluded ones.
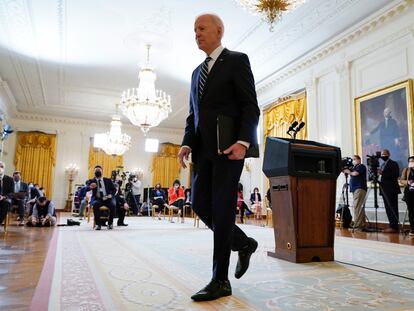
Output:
[120,44,172,135]
[234,0,306,30]
[94,111,131,156]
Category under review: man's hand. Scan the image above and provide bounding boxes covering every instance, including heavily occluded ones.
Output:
[89,182,97,189]
[0,195,4,201]
[224,143,246,160]
[343,169,351,175]
[178,146,191,169]
[123,203,129,210]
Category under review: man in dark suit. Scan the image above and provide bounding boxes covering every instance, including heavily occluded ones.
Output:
[0,161,15,227]
[12,171,29,226]
[369,107,400,158]
[379,149,400,232]
[178,14,260,301]
[87,165,116,230]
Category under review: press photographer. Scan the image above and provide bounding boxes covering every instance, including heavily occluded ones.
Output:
[342,155,367,230]
[125,174,141,215]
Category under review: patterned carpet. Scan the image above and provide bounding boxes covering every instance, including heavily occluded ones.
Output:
[35,217,414,311]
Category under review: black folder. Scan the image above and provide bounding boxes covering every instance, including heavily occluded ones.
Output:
[217,115,259,158]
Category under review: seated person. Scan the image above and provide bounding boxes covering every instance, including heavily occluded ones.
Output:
[250,187,262,220]
[26,183,42,215]
[0,161,14,227]
[237,182,253,224]
[150,183,168,220]
[168,179,185,222]
[12,171,29,226]
[184,188,191,207]
[27,196,57,226]
[87,165,116,230]
[114,183,129,226]
[78,183,92,220]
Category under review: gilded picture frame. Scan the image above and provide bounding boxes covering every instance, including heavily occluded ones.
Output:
[355,79,414,170]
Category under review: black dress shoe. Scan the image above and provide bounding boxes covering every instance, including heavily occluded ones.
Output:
[117,223,128,226]
[235,237,258,279]
[191,279,232,301]
[95,225,101,230]
[108,224,113,230]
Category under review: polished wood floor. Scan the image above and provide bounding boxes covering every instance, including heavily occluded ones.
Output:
[0,225,55,311]
[0,216,413,311]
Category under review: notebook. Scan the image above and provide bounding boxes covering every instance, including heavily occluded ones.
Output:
[217,115,259,158]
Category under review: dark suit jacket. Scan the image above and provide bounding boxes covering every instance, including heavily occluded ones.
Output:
[380,159,401,194]
[1,175,14,199]
[87,177,116,201]
[30,187,42,199]
[250,193,261,205]
[182,48,260,162]
[14,181,29,200]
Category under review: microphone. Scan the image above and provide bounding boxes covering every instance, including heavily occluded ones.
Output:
[294,121,305,133]
[286,121,298,135]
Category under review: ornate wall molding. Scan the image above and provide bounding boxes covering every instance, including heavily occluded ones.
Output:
[257,0,414,94]
[12,112,184,135]
[0,0,49,108]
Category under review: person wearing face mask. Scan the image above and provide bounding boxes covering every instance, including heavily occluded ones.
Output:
[400,156,414,236]
[0,161,14,228]
[113,183,129,227]
[87,165,116,230]
[378,149,400,233]
[168,179,185,222]
[343,155,367,230]
[11,171,29,226]
[249,187,262,221]
[150,183,168,220]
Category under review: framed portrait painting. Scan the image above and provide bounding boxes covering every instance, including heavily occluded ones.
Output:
[355,79,414,171]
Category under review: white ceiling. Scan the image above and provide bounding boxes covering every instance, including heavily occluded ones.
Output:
[0,0,390,129]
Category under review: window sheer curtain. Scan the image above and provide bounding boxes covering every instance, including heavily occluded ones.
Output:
[14,131,56,197]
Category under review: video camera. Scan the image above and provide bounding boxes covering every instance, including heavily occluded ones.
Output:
[366,151,381,181]
[341,157,353,170]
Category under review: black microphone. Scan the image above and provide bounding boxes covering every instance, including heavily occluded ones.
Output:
[286,121,298,134]
[294,121,306,133]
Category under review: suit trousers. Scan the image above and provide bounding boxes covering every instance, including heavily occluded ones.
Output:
[192,152,250,281]
[0,199,11,225]
[91,198,115,226]
[381,188,399,229]
[12,198,25,219]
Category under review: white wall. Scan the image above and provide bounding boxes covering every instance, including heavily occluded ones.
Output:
[241,0,414,222]
[1,115,186,209]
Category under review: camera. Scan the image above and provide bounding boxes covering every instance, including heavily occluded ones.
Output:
[341,157,353,170]
[366,151,381,181]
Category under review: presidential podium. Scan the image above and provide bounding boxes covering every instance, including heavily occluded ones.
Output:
[263,137,341,263]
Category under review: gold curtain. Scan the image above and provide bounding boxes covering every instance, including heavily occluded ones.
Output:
[88,145,123,178]
[263,92,307,141]
[151,143,181,188]
[14,131,57,197]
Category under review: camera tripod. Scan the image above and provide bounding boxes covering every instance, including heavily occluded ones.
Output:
[339,173,350,230]
[366,176,382,233]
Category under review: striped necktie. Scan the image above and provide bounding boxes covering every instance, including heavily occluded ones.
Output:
[198,56,212,100]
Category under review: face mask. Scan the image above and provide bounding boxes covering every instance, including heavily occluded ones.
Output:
[0,167,4,175]
[95,170,102,178]
[381,156,389,161]
[409,162,414,168]
[352,161,357,166]
[13,177,20,182]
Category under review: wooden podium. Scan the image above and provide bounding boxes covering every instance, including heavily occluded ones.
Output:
[263,137,341,263]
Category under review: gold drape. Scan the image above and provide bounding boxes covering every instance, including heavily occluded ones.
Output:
[14,131,57,197]
[151,143,181,187]
[88,145,123,178]
[263,93,307,141]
